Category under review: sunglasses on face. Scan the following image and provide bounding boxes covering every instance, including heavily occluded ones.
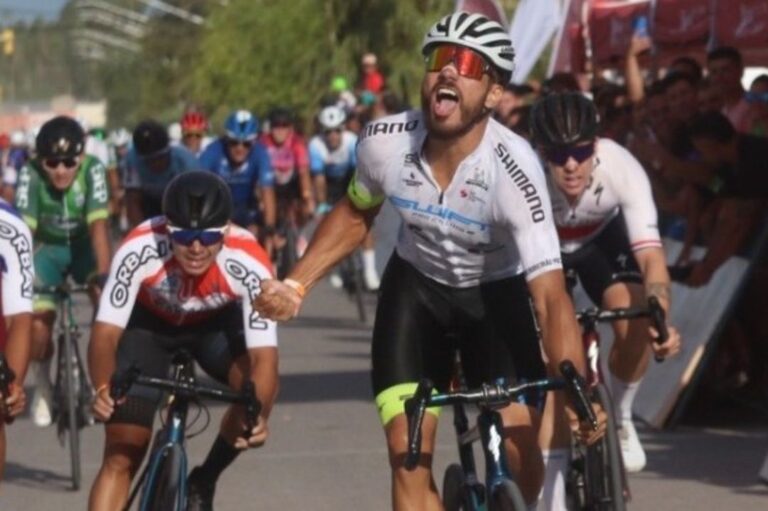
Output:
[167,225,226,246]
[425,44,492,80]
[44,157,79,169]
[183,132,204,139]
[543,143,595,166]
[226,138,252,148]
[323,128,342,135]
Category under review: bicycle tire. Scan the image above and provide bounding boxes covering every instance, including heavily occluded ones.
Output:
[142,443,186,511]
[489,479,527,511]
[443,463,468,511]
[60,325,81,491]
[588,384,626,511]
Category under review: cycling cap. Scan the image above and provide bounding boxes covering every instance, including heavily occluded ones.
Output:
[268,107,293,126]
[36,116,85,159]
[181,111,208,133]
[422,12,515,77]
[530,92,598,148]
[224,110,258,141]
[318,106,346,130]
[163,171,233,229]
[133,120,170,156]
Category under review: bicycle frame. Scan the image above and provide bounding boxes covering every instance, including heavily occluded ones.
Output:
[406,361,594,509]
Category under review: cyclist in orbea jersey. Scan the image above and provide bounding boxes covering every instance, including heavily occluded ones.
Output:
[0,198,33,482]
[256,13,605,510]
[123,120,198,227]
[198,110,277,249]
[15,116,112,427]
[530,93,681,483]
[88,172,278,511]
[309,105,380,290]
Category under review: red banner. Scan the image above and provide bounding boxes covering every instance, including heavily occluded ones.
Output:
[714,0,768,49]
[588,0,651,66]
[653,0,710,45]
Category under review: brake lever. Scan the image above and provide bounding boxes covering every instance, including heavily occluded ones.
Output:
[404,379,433,471]
[648,296,669,363]
[241,380,261,439]
[0,353,16,424]
[559,360,598,431]
[110,365,140,402]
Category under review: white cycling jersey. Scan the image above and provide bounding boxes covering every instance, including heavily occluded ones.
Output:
[547,138,662,254]
[349,110,562,288]
[96,217,277,348]
[0,199,34,316]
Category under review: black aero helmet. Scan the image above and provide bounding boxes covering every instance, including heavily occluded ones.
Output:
[36,116,85,159]
[162,171,233,229]
[530,92,599,148]
[133,120,170,156]
[268,107,293,126]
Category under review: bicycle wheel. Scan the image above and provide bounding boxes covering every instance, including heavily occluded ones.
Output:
[60,325,81,491]
[489,479,527,511]
[584,384,626,511]
[142,443,186,511]
[443,463,485,511]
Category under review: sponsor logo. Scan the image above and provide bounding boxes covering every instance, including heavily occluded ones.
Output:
[403,153,420,167]
[593,182,604,206]
[110,242,168,307]
[391,195,488,232]
[459,189,486,205]
[0,219,33,298]
[495,143,546,223]
[224,258,268,330]
[403,171,423,187]
[90,163,109,203]
[361,119,419,139]
[465,167,489,191]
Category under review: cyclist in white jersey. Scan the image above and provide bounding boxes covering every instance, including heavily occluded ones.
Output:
[531,93,681,483]
[0,198,33,482]
[255,13,604,510]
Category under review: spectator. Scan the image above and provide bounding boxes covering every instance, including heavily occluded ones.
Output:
[667,55,703,84]
[357,52,385,95]
[541,72,581,94]
[594,84,633,144]
[679,111,768,285]
[746,74,768,137]
[707,46,750,133]
[494,83,534,128]
[697,78,723,113]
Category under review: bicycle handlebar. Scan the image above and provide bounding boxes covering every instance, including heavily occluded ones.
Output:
[577,297,669,363]
[403,359,595,471]
[109,366,262,436]
[33,283,92,296]
[0,353,16,425]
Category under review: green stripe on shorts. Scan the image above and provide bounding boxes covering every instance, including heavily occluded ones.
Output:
[375,382,441,426]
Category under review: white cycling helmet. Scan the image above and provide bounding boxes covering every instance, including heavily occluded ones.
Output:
[318,105,346,130]
[110,127,131,147]
[422,12,515,77]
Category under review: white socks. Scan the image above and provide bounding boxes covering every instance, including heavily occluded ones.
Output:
[537,448,569,511]
[609,372,642,423]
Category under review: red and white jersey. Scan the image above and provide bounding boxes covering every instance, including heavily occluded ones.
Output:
[0,198,34,317]
[547,138,662,254]
[96,217,277,348]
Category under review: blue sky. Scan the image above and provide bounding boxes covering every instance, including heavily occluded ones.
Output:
[0,0,67,22]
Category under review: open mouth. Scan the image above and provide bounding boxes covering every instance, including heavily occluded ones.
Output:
[433,86,460,118]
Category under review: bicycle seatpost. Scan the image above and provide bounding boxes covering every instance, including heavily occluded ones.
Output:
[647,296,669,363]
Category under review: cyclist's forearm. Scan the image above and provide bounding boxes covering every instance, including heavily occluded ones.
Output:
[313,174,327,204]
[635,247,671,312]
[4,312,32,384]
[125,190,143,228]
[298,168,313,200]
[260,186,277,229]
[90,219,112,274]
[247,347,278,418]
[88,322,123,388]
[288,197,376,291]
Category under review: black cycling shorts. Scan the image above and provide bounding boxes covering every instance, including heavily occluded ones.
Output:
[371,252,546,402]
[275,176,301,205]
[561,215,642,305]
[110,303,247,428]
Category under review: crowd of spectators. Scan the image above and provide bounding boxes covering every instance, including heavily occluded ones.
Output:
[496,38,768,401]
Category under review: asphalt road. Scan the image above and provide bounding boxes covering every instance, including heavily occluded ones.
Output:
[1,276,767,510]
